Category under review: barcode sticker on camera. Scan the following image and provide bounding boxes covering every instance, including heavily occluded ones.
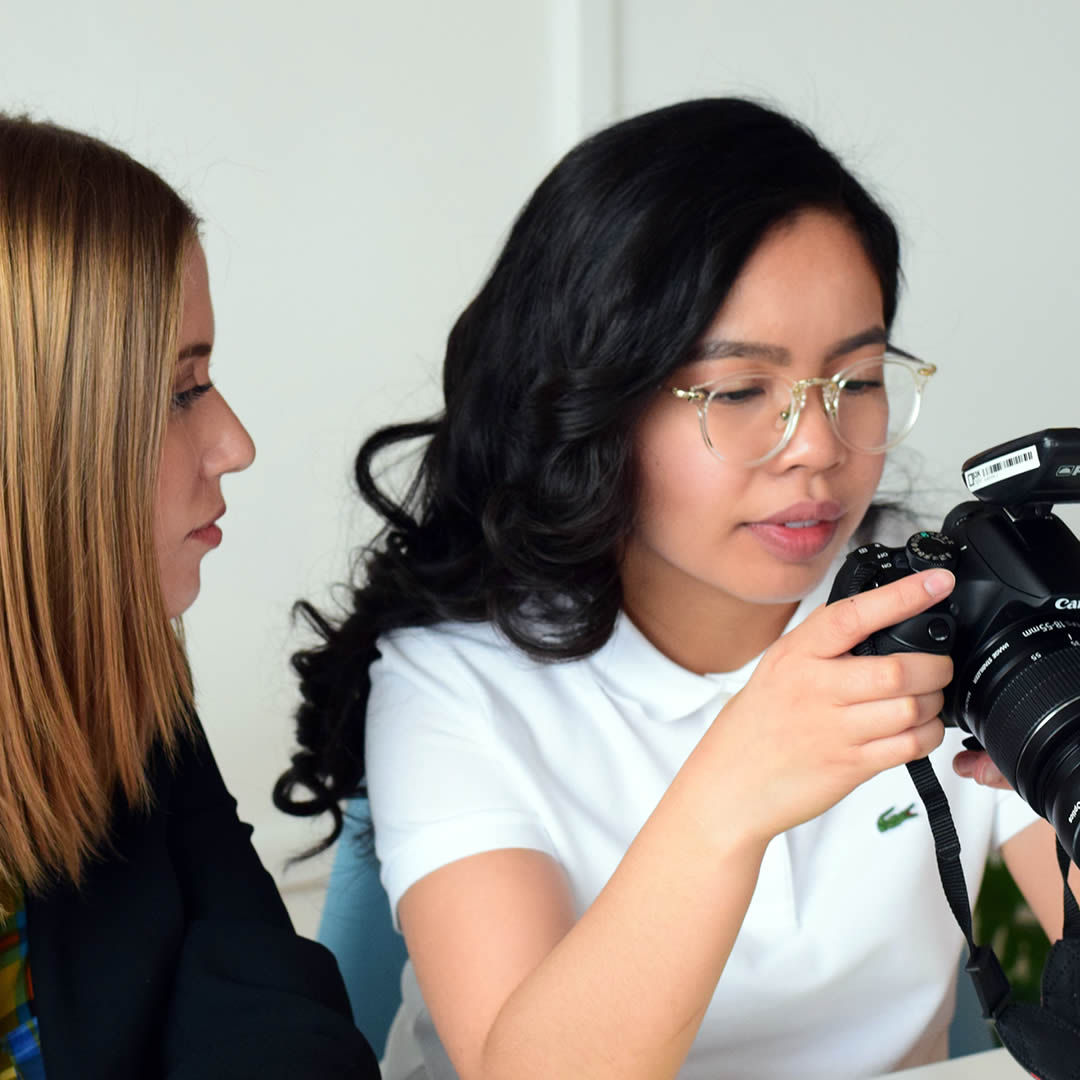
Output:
[963,445,1040,492]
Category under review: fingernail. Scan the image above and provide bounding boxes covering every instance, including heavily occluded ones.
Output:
[922,569,955,598]
[953,755,973,777]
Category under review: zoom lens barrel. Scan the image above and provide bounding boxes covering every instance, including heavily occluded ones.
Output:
[958,617,1080,863]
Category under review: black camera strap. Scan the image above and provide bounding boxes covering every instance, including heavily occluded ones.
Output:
[906,756,1080,1080]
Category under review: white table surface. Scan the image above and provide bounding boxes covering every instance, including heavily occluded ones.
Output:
[881,1047,1029,1078]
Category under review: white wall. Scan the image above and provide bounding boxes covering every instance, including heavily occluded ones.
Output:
[3,1,1080,935]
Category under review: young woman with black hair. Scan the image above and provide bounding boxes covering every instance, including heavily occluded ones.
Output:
[276,98,1069,1079]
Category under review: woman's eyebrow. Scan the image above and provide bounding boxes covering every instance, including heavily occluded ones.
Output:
[696,339,790,364]
[824,326,888,360]
[178,342,213,361]
[695,325,887,365]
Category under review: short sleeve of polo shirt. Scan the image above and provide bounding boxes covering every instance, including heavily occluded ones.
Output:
[366,625,558,926]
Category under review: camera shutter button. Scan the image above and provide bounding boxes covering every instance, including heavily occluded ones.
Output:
[906,530,960,572]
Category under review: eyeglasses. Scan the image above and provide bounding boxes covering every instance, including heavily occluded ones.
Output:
[669,349,936,466]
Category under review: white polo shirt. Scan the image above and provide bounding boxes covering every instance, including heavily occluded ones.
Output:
[366,568,1040,1080]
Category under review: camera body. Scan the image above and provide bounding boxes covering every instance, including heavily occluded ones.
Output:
[829,429,1080,863]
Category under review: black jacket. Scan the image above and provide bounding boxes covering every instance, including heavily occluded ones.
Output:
[25,721,380,1079]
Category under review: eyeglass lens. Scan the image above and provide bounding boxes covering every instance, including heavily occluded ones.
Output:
[700,357,920,463]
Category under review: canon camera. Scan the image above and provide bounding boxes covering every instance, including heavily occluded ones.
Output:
[829,429,1080,865]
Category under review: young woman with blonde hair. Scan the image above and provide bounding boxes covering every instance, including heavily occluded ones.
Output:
[0,113,379,1079]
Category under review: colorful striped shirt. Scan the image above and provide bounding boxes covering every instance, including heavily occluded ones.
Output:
[0,887,46,1080]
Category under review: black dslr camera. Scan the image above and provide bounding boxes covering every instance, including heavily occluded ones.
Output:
[829,429,1080,865]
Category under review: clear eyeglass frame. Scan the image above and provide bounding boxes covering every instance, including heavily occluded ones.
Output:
[669,348,937,467]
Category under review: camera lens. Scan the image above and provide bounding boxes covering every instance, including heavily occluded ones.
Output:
[1042,744,1080,863]
[956,615,1080,864]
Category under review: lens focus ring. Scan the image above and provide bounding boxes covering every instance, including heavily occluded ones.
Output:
[979,643,1080,808]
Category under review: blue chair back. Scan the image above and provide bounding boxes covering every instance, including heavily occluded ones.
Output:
[317,799,407,1060]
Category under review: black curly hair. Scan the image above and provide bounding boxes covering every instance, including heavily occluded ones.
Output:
[273,97,903,851]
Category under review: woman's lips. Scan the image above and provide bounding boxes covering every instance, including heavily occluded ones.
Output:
[188,509,225,548]
[746,517,840,561]
[188,522,223,548]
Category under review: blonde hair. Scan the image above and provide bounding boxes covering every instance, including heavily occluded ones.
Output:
[0,114,197,900]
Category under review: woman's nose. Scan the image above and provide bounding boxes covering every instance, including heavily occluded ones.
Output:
[776,384,846,470]
[204,392,256,477]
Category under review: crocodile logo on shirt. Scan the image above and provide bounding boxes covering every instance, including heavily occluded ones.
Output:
[876,803,918,832]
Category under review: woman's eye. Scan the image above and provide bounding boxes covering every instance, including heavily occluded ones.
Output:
[839,379,884,396]
[709,385,767,406]
[171,382,213,411]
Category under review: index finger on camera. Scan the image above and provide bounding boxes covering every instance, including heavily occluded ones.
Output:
[811,569,955,658]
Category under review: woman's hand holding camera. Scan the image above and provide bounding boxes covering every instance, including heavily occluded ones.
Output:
[952,749,1009,788]
[700,568,956,848]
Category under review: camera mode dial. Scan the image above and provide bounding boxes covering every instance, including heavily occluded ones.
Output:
[905,531,959,572]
